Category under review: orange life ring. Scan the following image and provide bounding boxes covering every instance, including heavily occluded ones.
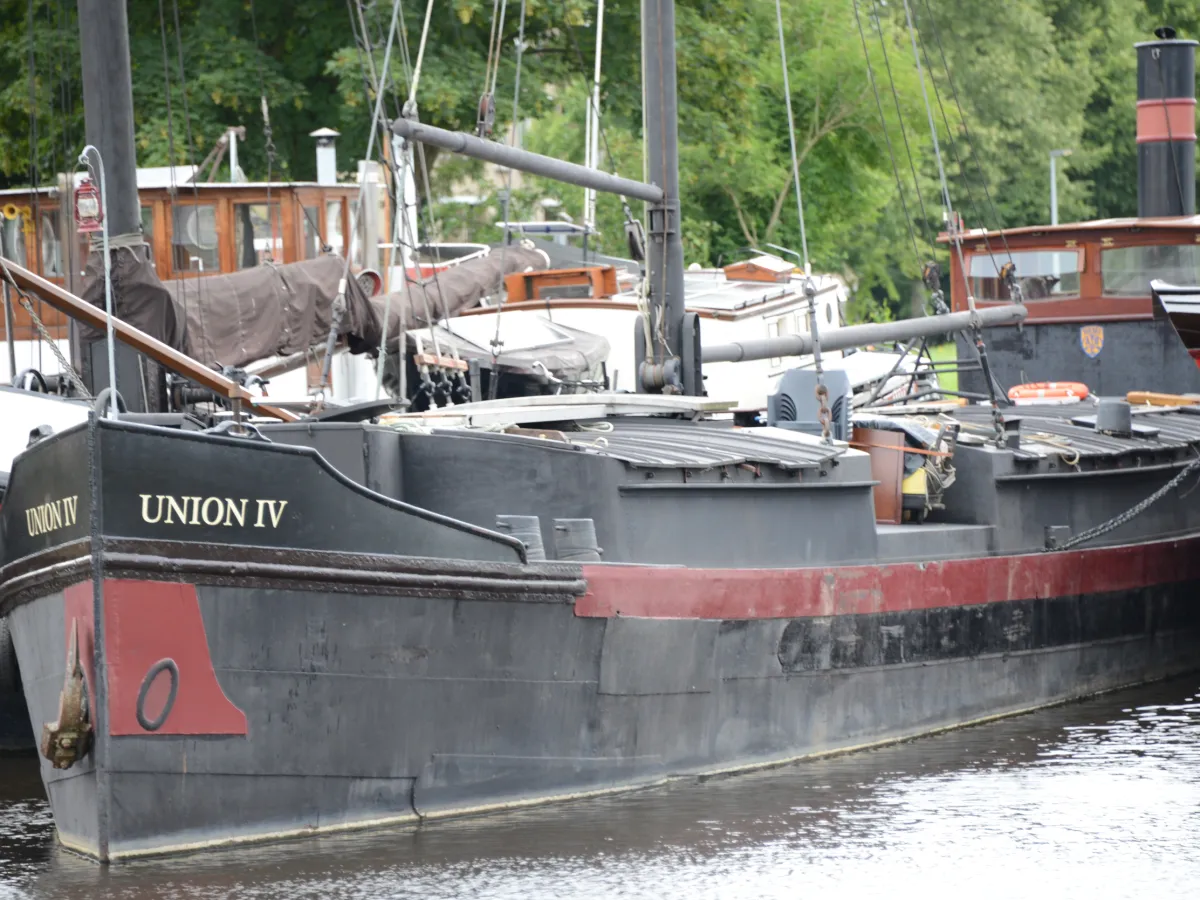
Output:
[1007,381,1090,405]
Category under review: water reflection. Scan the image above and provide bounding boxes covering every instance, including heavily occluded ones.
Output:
[3,679,1200,899]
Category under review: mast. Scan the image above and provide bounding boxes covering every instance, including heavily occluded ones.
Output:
[392,0,698,395]
[76,0,140,238]
[639,0,695,394]
[71,0,185,410]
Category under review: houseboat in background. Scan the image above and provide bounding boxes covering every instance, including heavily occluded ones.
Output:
[951,32,1200,400]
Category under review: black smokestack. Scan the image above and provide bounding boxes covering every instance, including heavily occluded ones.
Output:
[1136,28,1197,217]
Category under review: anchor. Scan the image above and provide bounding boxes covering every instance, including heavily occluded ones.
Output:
[40,617,93,769]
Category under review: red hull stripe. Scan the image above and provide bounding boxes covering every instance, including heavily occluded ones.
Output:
[577,535,1200,619]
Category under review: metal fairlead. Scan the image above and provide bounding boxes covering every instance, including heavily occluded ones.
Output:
[40,618,93,770]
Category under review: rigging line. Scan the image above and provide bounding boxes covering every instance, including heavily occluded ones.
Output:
[354,0,404,209]
[346,0,397,234]
[902,0,1007,430]
[563,22,641,252]
[323,0,402,394]
[395,0,413,88]
[912,16,1003,278]
[170,0,212,357]
[248,0,280,264]
[773,0,810,274]
[917,0,1013,264]
[406,0,435,111]
[157,0,190,345]
[1153,51,1189,219]
[387,0,447,367]
[851,0,922,271]
[375,151,410,400]
[27,0,45,375]
[350,2,401,264]
[404,0,451,341]
[351,0,402,209]
[364,0,405,117]
[353,0,384,103]
[373,2,421,397]
[483,0,503,96]
[413,140,453,361]
[867,4,935,253]
[900,0,958,267]
[55,0,71,171]
[489,0,527,401]
[0,256,91,398]
[489,0,510,97]
[345,0,377,104]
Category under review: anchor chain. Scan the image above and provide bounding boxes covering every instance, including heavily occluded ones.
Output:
[1047,456,1200,552]
[40,618,93,770]
[0,257,92,399]
[19,294,92,399]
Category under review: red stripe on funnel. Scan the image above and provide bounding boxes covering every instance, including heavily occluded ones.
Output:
[1136,98,1197,143]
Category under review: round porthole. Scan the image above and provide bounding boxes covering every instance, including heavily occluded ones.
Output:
[825,303,833,324]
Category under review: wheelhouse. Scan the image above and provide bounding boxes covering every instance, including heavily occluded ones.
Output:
[945,216,1200,322]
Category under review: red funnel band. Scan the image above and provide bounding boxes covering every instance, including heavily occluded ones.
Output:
[1136,98,1197,143]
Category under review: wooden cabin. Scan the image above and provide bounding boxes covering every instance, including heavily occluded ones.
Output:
[0,175,378,346]
[946,216,1200,321]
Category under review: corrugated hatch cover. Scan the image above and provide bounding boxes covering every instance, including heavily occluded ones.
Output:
[952,405,1200,461]
[571,421,845,470]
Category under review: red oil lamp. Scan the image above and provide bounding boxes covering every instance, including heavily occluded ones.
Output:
[74,177,103,233]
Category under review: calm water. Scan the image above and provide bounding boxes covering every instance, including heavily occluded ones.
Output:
[3,678,1200,899]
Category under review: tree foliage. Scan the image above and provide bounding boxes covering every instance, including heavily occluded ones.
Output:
[0,0,1193,320]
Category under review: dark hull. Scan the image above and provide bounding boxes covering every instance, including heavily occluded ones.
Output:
[8,549,1200,860]
[959,317,1200,397]
[0,693,29,753]
[5,415,1200,860]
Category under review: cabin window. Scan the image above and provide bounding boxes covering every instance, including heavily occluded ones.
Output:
[0,215,27,266]
[768,316,791,368]
[1102,244,1200,297]
[326,200,345,257]
[172,204,220,273]
[302,205,322,259]
[968,250,1080,300]
[39,211,63,277]
[234,203,283,269]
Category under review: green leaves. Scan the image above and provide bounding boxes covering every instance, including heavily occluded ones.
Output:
[0,0,1183,321]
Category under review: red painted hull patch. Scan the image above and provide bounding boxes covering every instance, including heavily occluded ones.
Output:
[577,535,1200,619]
[104,579,247,737]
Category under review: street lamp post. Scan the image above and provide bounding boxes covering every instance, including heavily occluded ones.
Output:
[1050,148,1072,225]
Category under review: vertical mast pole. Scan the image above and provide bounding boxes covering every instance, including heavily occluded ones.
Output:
[76,0,140,239]
[640,0,694,394]
[584,0,605,232]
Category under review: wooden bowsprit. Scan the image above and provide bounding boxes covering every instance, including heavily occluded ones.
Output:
[0,257,299,422]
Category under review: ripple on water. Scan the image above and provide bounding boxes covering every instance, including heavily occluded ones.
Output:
[2,678,1200,899]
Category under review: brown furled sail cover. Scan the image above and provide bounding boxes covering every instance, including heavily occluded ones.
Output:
[78,246,188,351]
[352,245,550,355]
[164,255,376,369]
[159,248,549,368]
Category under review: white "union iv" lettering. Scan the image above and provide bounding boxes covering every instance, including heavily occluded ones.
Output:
[139,495,289,529]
